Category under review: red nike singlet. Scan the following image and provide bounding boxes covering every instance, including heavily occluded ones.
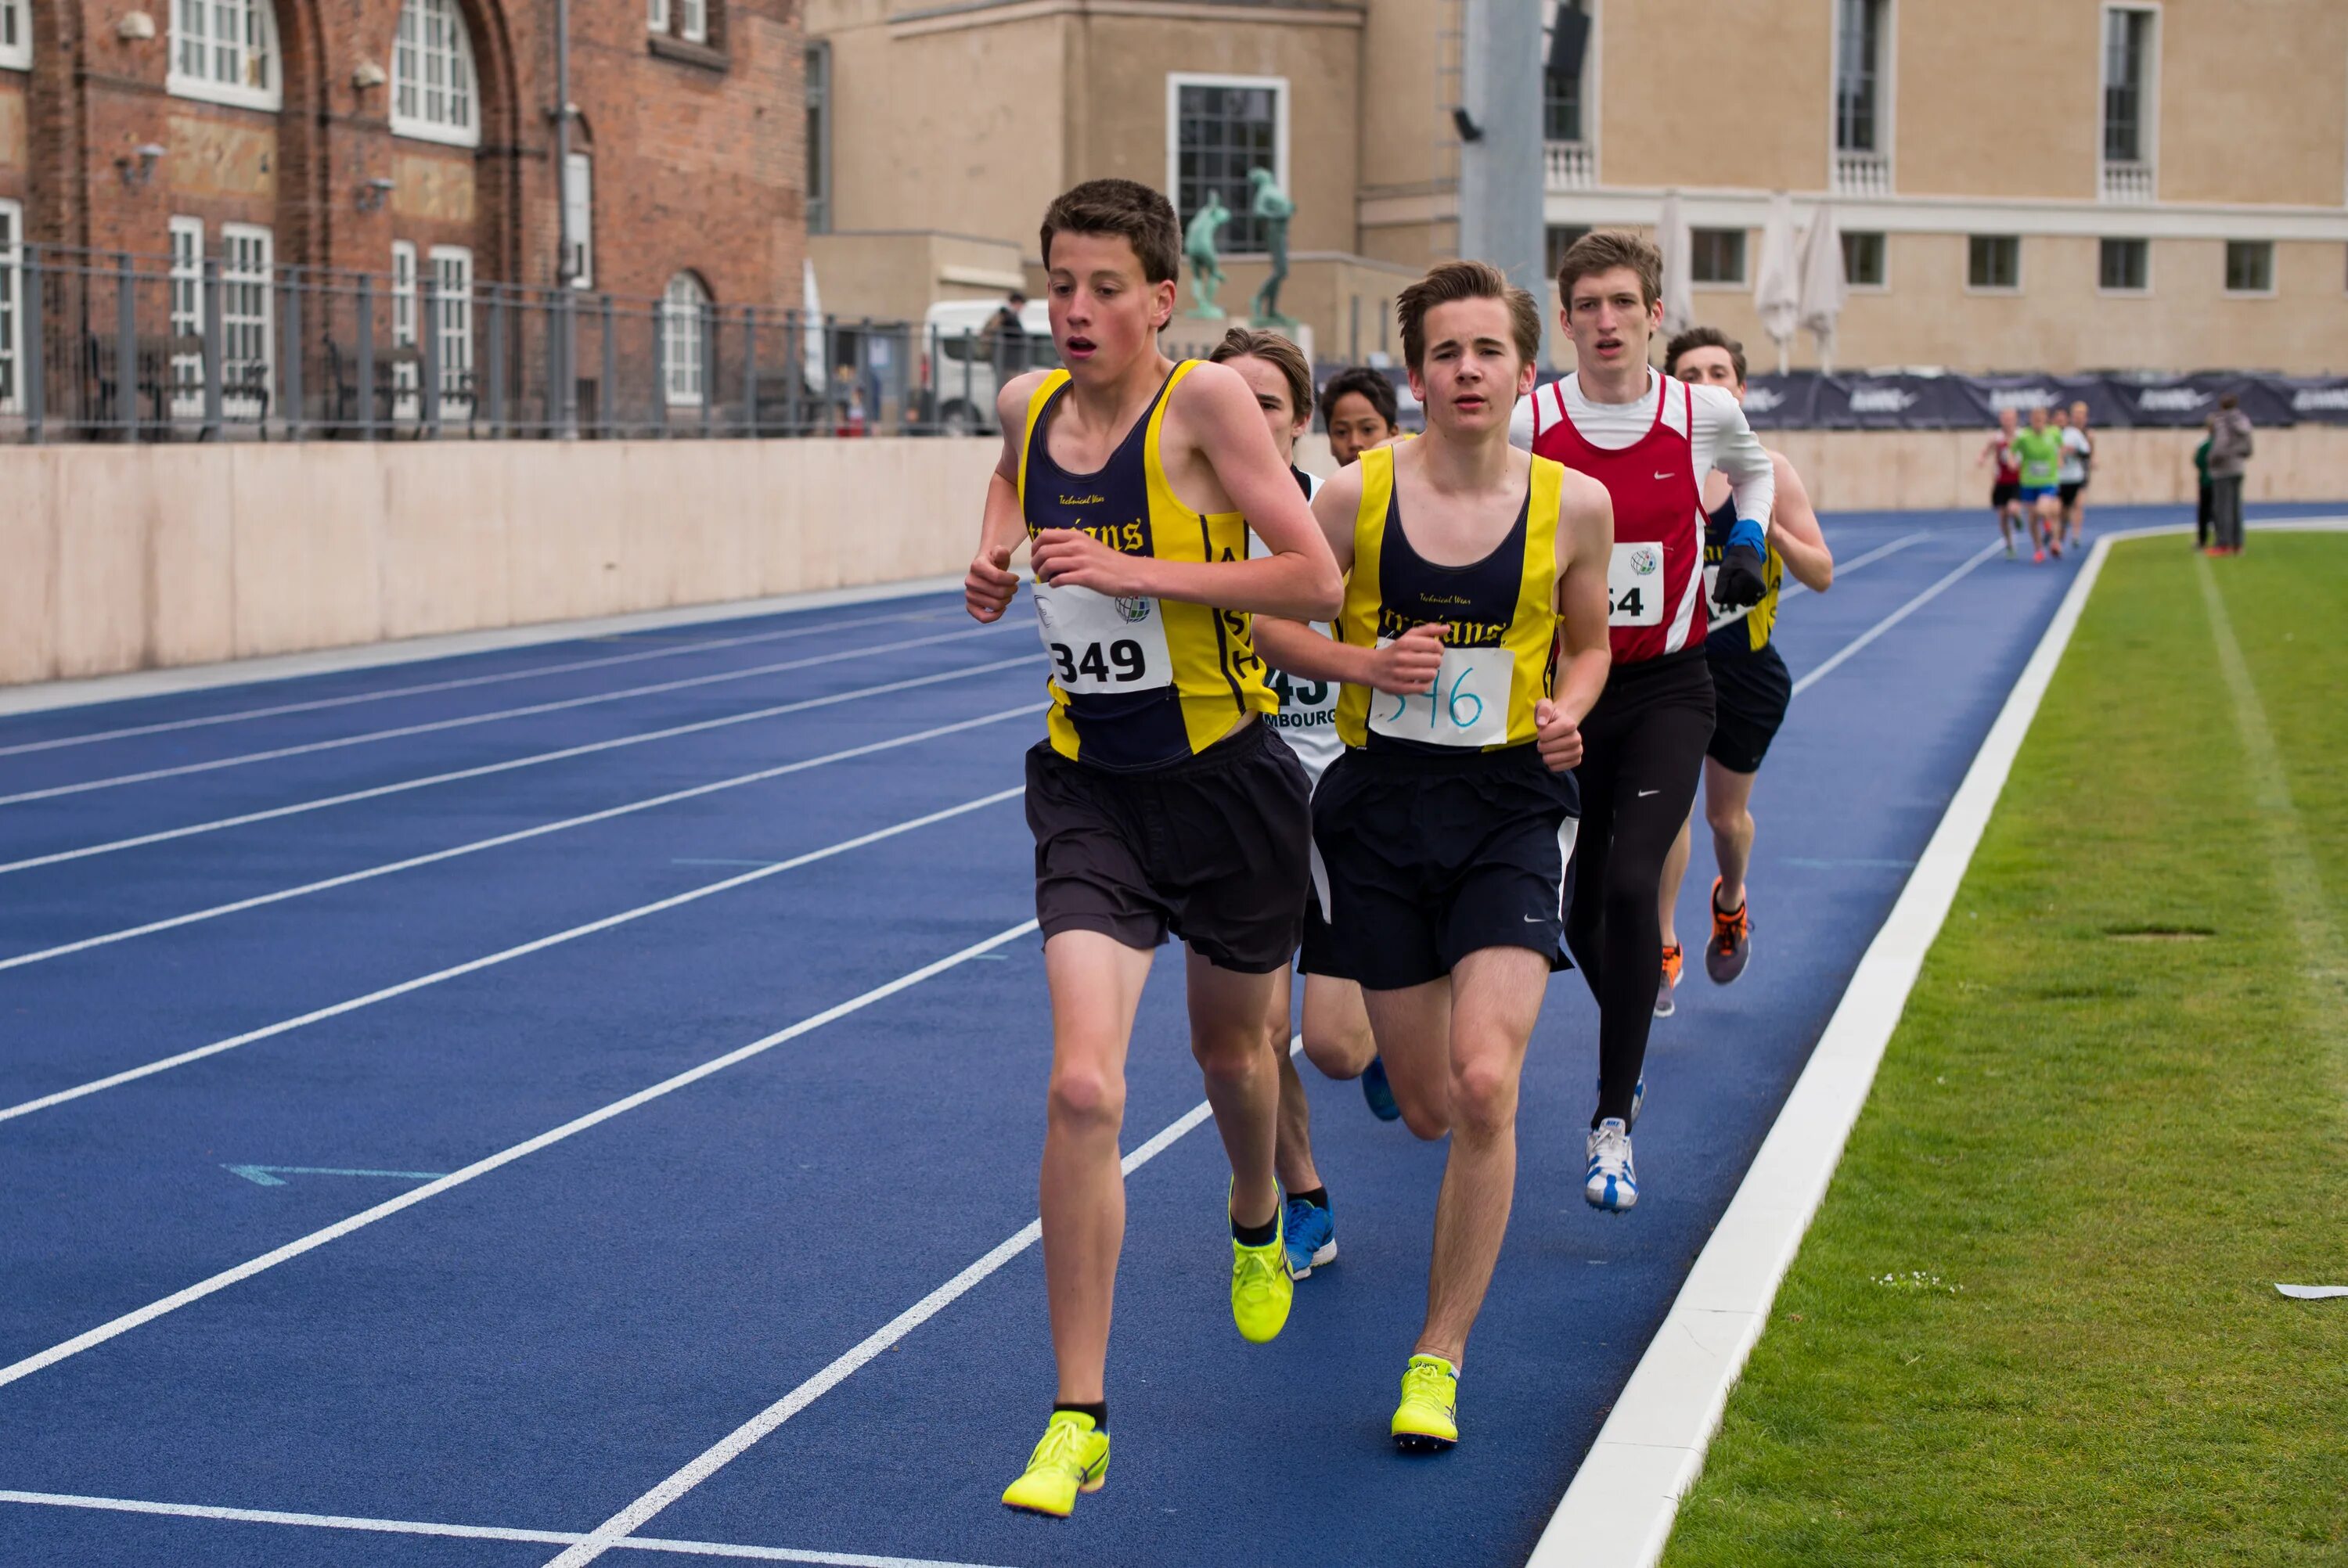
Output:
[1525,376,1709,664]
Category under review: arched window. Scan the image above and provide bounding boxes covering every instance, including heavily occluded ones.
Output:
[393,0,480,146]
[170,0,281,110]
[661,272,709,407]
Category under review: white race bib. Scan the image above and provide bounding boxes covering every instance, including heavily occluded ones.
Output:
[1608,541,1666,627]
[1033,582,1174,694]
[1369,644,1511,749]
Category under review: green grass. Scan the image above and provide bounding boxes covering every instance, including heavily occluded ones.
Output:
[1660,534,2348,1568]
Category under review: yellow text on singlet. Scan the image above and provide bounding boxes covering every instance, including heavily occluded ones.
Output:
[1017,362,1274,771]
[1333,444,1565,752]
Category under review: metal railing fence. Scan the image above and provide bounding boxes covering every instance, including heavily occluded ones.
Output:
[0,245,1053,442]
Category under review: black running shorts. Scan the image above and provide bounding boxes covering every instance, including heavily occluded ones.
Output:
[1990,480,2020,509]
[1311,743,1579,991]
[1297,886,1350,980]
[2058,480,2086,507]
[1705,644,1793,775]
[1025,720,1310,973]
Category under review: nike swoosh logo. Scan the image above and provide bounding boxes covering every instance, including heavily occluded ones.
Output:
[1523,914,1547,922]
[1653,471,1675,480]
[1637,788,1660,797]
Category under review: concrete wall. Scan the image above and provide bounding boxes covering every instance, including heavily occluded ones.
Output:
[4,428,2342,688]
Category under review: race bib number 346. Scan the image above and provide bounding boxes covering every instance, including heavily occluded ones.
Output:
[1034,581,1174,693]
[1608,541,1666,627]
[1370,644,1511,748]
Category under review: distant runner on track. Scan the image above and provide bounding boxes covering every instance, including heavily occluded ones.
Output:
[1978,408,2023,559]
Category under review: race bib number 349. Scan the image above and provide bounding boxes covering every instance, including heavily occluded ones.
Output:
[1033,581,1175,693]
[1608,541,1666,627]
[1370,644,1511,748]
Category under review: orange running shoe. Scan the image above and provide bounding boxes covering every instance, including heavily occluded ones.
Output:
[1655,942,1684,1017]
[1705,878,1752,985]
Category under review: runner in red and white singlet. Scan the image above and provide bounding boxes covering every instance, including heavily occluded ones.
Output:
[1508,230,1774,1212]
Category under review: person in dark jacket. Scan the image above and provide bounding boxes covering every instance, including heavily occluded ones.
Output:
[2206,394,2254,556]
[2192,418,2214,551]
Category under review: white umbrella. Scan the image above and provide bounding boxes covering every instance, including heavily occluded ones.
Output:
[1796,201,1847,372]
[1656,190,1695,339]
[801,256,826,394]
[1752,191,1801,375]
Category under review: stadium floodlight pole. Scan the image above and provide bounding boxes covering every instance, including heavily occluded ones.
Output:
[553,0,579,439]
[1455,0,1550,364]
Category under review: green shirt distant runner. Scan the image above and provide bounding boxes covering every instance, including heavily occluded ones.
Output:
[2011,427,2063,489]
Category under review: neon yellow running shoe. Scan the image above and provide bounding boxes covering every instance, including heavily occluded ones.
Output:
[1391,1354,1459,1451]
[1000,1411,1110,1518]
[1230,1187,1293,1343]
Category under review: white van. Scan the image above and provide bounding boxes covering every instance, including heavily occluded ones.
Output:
[920,297,1058,435]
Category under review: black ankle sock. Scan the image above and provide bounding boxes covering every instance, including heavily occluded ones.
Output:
[1053,1400,1107,1433]
[1290,1185,1329,1212]
[1232,1209,1278,1247]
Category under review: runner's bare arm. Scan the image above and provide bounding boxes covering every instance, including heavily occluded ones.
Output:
[964,373,1050,623]
[1536,477,1614,771]
[1026,363,1342,621]
[1763,451,1833,592]
[1251,462,1445,696]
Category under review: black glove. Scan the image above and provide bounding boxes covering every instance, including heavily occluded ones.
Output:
[1712,536,1768,610]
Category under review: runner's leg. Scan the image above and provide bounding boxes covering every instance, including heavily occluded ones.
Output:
[1039,930,1153,1403]
[1187,948,1285,1232]
[1703,757,1759,912]
[1359,979,1455,1143]
[1268,966,1323,1196]
[1300,975,1377,1081]
[1659,815,1692,951]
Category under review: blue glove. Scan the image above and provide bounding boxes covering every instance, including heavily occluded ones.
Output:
[1713,519,1768,609]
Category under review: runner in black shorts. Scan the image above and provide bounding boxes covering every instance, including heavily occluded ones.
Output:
[1978,408,2022,559]
[1263,261,1612,1451]
[1654,328,1835,1007]
[965,179,1343,1519]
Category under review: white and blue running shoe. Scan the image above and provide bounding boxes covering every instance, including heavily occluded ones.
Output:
[1283,1196,1337,1278]
[1585,1117,1637,1211]
[1359,1056,1402,1122]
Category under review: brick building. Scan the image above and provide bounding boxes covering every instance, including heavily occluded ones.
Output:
[0,0,808,425]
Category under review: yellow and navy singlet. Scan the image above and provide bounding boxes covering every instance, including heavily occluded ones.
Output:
[1333,444,1565,753]
[1018,362,1274,771]
[1702,493,1784,657]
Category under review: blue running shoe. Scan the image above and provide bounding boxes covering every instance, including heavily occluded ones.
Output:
[1597,1077,1647,1131]
[1283,1196,1336,1278]
[1585,1117,1637,1211]
[1360,1056,1402,1122]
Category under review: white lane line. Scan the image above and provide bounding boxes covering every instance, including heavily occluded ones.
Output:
[543,1042,1300,1568]
[1526,522,2348,1567]
[0,706,1041,973]
[0,628,993,806]
[0,608,949,760]
[0,654,1040,877]
[0,919,1041,1390]
[1705,528,1929,636]
[1788,538,2006,696]
[0,784,1031,1125]
[0,1491,1019,1566]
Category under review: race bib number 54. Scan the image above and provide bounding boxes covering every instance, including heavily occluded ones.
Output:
[1608,541,1666,627]
[1034,581,1175,693]
[1370,644,1511,748]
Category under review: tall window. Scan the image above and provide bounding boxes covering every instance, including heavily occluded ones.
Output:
[168,218,205,416]
[646,0,713,48]
[1169,75,1286,255]
[391,239,420,417]
[2099,237,2148,292]
[0,200,20,413]
[662,272,709,407]
[2101,8,2155,164]
[2224,241,2274,296]
[393,0,480,146]
[1835,0,1885,153]
[220,223,272,419]
[1842,230,1887,287]
[1543,2,1590,142]
[429,245,473,403]
[805,41,830,235]
[1,0,30,70]
[170,0,280,110]
[563,152,593,288]
[1968,234,2020,291]
[1545,225,1590,281]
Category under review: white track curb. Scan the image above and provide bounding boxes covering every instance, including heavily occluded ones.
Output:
[1529,516,2347,1568]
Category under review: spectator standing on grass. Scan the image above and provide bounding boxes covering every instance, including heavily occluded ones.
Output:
[2206,394,2253,556]
[2192,417,2215,551]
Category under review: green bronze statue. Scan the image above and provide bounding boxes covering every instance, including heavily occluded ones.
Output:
[1248,168,1296,330]
[1183,194,1230,318]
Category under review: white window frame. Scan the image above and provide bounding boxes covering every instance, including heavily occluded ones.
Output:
[1828,0,1896,197]
[2223,239,2276,299]
[679,0,705,42]
[2096,236,2152,297]
[390,239,420,419]
[168,216,206,417]
[168,0,282,111]
[1964,233,2022,296]
[563,151,593,290]
[2098,3,2159,203]
[1,0,31,71]
[1840,228,1890,292]
[391,0,481,149]
[1164,73,1291,258]
[647,0,667,33]
[1541,1,1601,191]
[1688,226,1748,289]
[0,199,21,415]
[661,272,708,408]
[219,221,272,420]
[427,243,473,405]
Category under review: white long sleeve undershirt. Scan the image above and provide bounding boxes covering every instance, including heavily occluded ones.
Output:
[1511,371,1776,531]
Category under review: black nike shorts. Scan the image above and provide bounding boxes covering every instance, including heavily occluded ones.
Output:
[1990,480,2020,509]
[1026,720,1310,973]
[1705,644,1793,774]
[1312,742,1580,991]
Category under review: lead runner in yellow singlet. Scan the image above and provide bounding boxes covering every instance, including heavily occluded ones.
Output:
[963,179,1341,1519]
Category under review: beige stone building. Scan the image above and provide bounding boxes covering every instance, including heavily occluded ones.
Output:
[805,0,2348,373]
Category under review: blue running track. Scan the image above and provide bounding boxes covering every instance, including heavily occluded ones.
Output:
[0,502,2333,1568]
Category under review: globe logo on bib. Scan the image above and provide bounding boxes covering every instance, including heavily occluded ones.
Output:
[1114,596,1154,624]
[1630,546,1660,577]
